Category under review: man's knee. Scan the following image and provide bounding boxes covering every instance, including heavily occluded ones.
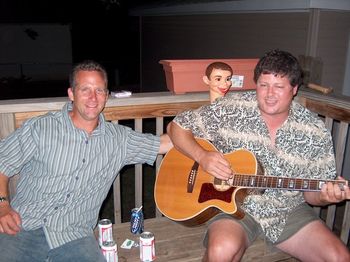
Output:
[0,229,49,262]
[205,218,251,261]
[326,242,350,262]
[206,236,246,262]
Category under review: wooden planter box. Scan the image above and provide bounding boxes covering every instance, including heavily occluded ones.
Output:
[159,59,259,94]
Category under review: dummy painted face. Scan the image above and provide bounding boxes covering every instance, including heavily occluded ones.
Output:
[203,68,232,102]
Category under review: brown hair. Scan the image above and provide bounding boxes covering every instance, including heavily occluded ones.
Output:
[254,49,303,87]
[69,60,108,90]
[205,62,233,78]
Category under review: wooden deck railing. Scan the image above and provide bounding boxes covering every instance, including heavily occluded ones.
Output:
[0,90,349,246]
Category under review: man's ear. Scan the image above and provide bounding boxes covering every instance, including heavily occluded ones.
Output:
[68,88,74,101]
[203,76,210,85]
[292,85,298,96]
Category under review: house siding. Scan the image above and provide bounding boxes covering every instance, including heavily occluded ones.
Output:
[140,11,350,95]
[316,11,350,92]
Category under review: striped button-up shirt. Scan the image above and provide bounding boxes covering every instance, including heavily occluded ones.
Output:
[0,102,160,248]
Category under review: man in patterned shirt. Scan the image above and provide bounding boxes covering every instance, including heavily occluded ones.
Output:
[167,50,350,261]
[0,60,172,261]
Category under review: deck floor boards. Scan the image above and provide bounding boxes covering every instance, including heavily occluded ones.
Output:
[111,217,299,262]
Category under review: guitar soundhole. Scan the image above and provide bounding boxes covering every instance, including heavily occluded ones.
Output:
[198,183,234,203]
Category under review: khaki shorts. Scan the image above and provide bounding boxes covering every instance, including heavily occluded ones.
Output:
[203,203,320,247]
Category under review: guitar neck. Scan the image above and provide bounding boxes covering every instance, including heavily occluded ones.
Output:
[223,174,348,192]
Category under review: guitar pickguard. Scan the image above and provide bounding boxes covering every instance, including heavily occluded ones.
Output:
[198,183,235,203]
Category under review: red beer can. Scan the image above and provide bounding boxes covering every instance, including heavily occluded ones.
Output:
[101,240,118,262]
[98,218,113,247]
[139,231,155,261]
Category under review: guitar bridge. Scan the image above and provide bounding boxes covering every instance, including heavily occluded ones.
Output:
[187,162,199,193]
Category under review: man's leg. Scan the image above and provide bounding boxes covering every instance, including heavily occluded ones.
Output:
[277,220,350,262]
[48,234,105,262]
[0,228,49,262]
[203,213,260,262]
[276,204,350,262]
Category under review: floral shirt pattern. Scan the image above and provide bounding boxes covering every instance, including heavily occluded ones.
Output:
[173,91,336,242]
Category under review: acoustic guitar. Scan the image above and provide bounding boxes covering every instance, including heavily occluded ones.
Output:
[154,138,348,226]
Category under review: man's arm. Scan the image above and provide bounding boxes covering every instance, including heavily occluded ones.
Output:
[0,173,21,235]
[167,121,232,180]
[304,177,350,206]
[158,134,173,155]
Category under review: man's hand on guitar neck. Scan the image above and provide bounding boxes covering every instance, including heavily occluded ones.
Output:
[320,177,350,203]
[305,177,350,206]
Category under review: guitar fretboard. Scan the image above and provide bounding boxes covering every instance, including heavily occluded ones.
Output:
[221,174,348,192]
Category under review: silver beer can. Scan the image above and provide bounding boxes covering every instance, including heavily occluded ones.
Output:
[140,231,155,261]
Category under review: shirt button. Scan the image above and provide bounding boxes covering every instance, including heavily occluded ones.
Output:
[82,159,86,163]
[85,140,88,144]
[54,207,58,210]
[43,218,47,223]
[67,194,70,198]
[75,176,79,180]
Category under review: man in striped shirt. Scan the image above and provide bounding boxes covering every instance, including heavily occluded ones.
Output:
[0,60,172,261]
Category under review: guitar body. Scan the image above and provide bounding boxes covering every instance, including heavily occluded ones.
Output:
[155,138,259,226]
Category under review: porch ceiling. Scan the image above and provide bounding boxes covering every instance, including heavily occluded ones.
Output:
[130,0,350,16]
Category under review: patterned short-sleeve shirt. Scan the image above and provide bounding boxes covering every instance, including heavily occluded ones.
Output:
[174,91,336,242]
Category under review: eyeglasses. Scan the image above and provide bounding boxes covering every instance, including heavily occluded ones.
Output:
[76,87,109,96]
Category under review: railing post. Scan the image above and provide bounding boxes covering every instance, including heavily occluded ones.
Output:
[113,176,122,224]
[326,122,349,229]
[155,116,164,218]
[134,118,143,208]
[0,112,16,139]
[341,201,350,243]
[0,113,18,200]
[111,119,122,224]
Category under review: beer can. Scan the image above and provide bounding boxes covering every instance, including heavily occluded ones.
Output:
[101,240,118,262]
[98,219,113,247]
[130,207,144,234]
[140,231,155,261]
